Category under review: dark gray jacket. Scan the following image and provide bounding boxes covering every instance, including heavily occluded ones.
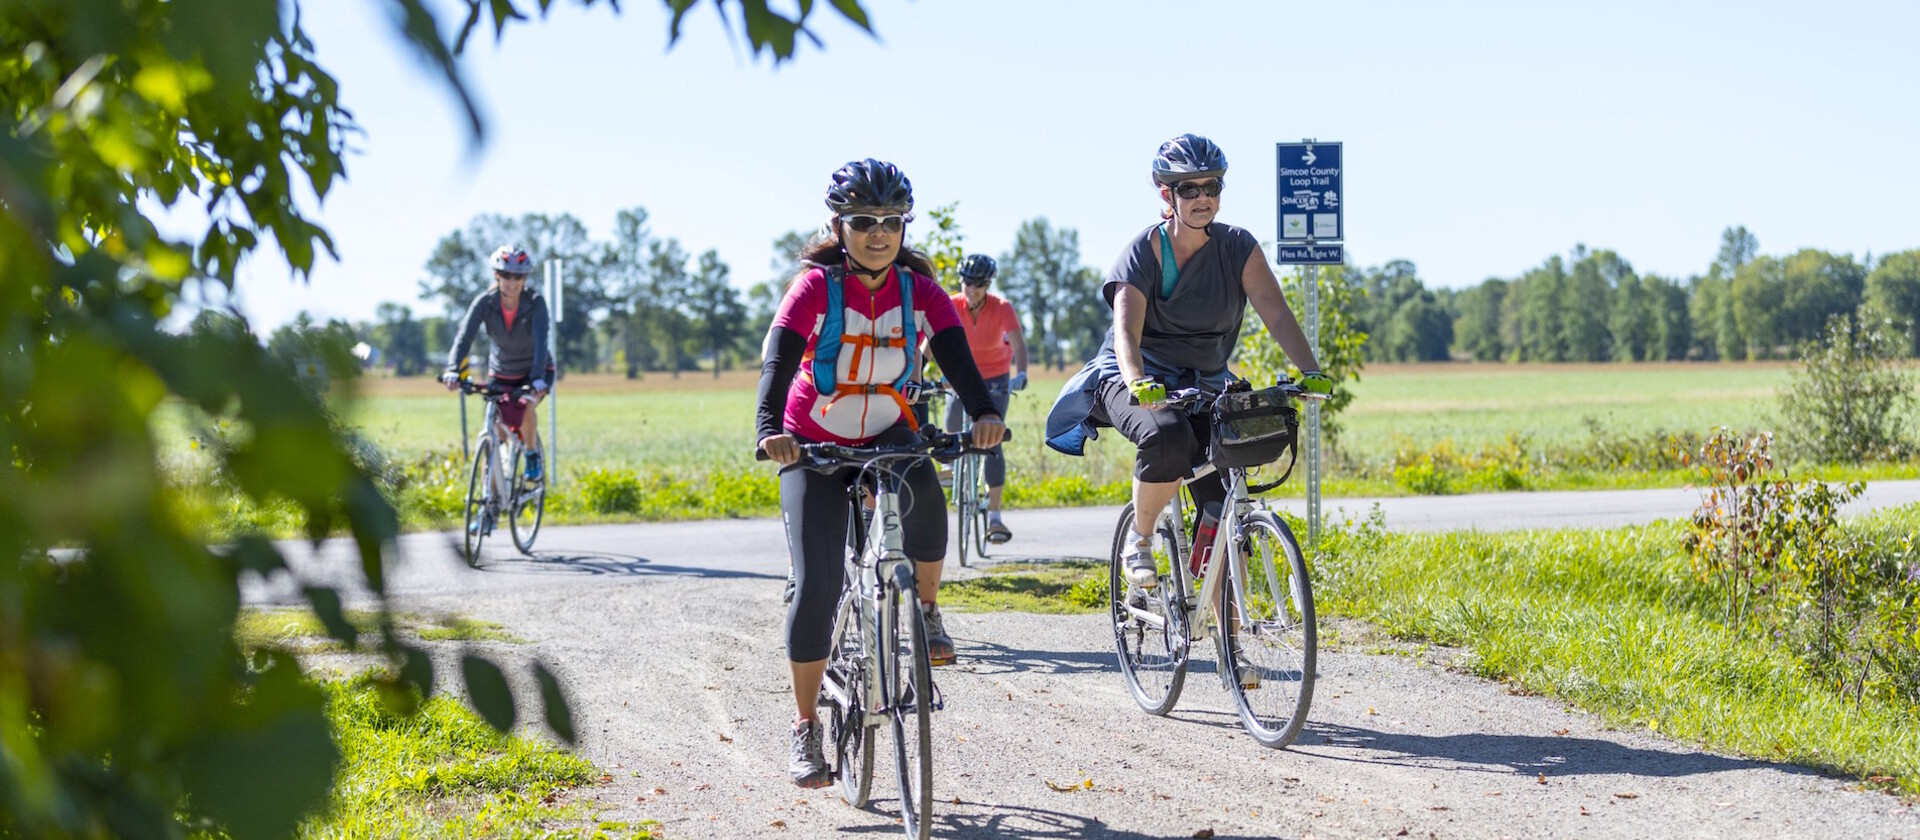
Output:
[446,288,554,383]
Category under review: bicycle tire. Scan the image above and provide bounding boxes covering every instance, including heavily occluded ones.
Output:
[1218,509,1316,749]
[954,455,973,568]
[508,433,545,555]
[968,454,992,560]
[1109,503,1189,716]
[825,595,873,807]
[889,572,933,840]
[462,437,491,567]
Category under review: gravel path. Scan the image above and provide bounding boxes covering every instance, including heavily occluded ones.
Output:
[261,482,1920,839]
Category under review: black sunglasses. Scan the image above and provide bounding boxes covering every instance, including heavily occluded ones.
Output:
[1173,180,1223,199]
[842,214,907,234]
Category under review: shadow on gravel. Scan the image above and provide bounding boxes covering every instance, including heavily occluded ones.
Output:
[839,800,1276,839]
[473,550,783,581]
[957,637,1117,677]
[1290,722,1814,781]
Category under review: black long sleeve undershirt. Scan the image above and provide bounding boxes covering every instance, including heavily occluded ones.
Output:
[756,327,807,442]
[755,325,1000,443]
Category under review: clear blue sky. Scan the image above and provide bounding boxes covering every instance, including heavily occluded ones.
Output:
[212,0,1920,331]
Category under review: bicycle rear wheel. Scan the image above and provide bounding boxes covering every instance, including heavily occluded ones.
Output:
[889,574,933,840]
[1219,509,1316,748]
[508,434,545,555]
[825,595,873,807]
[462,437,491,567]
[1109,503,1189,716]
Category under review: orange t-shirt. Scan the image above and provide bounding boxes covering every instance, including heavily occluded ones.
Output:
[950,292,1020,379]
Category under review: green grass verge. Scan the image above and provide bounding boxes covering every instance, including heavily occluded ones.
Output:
[1311,505,1920,796]
[237,609,522,650]
[939,561,1109,614]
[298,677,651,839]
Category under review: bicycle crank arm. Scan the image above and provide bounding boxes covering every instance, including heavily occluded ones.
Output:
[1116,602,1167,630]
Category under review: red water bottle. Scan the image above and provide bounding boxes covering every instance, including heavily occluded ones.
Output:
[1188,502,1221,577]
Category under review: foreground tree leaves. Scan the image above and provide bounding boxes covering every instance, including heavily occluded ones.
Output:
[2,0,870,836]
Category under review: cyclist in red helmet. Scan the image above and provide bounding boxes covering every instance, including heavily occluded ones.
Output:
[442,245,553,482]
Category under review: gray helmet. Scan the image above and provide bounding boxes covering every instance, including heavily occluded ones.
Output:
[489,245,534,276]
[1151,134,1228,185]
[957,254,997,284]
[826,158,914,214]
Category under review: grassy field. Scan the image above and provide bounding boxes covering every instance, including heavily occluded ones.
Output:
[340,361,1911,484]
[155,361,1918,531]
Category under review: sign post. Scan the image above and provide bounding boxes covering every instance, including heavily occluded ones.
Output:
[1275,140,1343,544]
[546,260,563,486]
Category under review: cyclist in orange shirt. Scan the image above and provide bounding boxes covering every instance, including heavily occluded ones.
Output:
[945,254,1029,543]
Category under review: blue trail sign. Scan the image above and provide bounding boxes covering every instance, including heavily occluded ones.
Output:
[1276,244,1344,265]
[1275,142,1343,242]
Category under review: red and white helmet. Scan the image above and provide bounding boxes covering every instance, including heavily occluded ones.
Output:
[490,245,534,276]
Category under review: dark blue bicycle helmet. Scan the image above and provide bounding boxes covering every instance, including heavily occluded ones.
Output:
[825,159,915,214]
[957,254,997,284]
[1151,134,1228,185]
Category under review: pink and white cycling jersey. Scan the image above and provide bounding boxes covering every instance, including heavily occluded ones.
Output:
[773,265,962,444]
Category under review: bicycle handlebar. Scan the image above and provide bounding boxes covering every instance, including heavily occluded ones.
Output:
[453,379,535,399]
[1162,380,1327,411]
[755,428,1013,470]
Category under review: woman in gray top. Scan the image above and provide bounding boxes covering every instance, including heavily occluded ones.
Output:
[442,245,554,481]
[1044,134,1331,587]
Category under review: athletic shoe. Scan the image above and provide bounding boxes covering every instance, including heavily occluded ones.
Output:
[986,517,1012,544]
[920,602,955,666]
[523,451,543,483]
[1234,650,1262,690]
[1123,536,1159,588]
[789,719,830,788]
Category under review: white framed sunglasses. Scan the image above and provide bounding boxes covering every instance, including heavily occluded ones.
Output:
[842,213,907,234]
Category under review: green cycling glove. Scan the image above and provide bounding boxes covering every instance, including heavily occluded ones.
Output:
[1300,370,1334,396]
[1127,377,1166,405]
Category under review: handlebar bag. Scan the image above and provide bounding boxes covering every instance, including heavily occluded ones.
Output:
[1208,386,1298,470]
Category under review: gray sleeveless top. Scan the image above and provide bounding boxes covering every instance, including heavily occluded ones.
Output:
[1100,221,1260,374]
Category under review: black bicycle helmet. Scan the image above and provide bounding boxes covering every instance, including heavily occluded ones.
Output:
[957,254,997,284]
[1151,134,1228,185]
[825,158,914,214]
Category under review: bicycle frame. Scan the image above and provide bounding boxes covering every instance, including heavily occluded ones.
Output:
[820,459,930,727]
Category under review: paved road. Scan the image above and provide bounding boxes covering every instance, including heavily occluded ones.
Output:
[261,482,1920,839]
[253,480,1920,604]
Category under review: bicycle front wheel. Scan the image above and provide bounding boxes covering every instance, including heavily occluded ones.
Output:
[954,455,974,568]
[1219,510,1316,748]
[967,455,992,559]
[1109,503,1189,716]
[462,437,492,567]
[889,576,933,840]
[508,436,545,555]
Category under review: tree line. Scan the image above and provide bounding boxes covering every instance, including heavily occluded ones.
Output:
[272,207,1121,378]
[1349,226,1920,363]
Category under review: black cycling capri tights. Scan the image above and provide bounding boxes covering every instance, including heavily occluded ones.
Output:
[782,423,947,663]
[1090,377,1227,513]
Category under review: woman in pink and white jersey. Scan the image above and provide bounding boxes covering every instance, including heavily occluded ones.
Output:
[755,159,1006,788]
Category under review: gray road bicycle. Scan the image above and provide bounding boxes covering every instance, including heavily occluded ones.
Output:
[457,380,545,565]
[1110,381,1323,748]
[764,429,999,840]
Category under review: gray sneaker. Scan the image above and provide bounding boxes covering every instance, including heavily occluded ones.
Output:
[921,602,955,666]
[1122,536,1159,588]
[789,719,830,788]
[1234,650,1262,690]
